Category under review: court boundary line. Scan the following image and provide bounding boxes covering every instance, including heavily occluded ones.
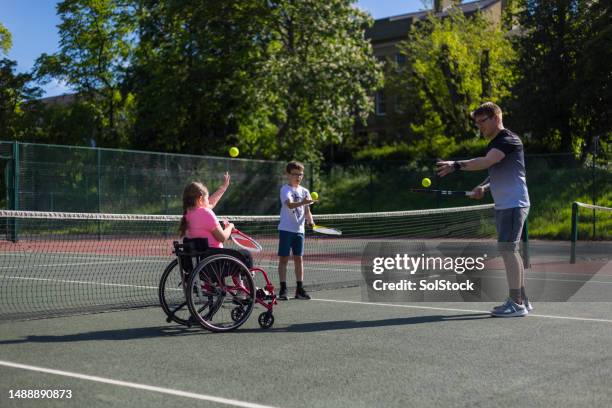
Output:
[0,258,167,270]
[0,360,279,408]
[313,298,612,323]
[0,275,159,290]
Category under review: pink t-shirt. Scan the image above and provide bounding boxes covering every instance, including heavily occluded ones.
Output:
[185,207,223,248]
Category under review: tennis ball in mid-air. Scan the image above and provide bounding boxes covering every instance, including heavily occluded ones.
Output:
[229,147,239,158]
[311,192,319,200]
[422,177,432,188]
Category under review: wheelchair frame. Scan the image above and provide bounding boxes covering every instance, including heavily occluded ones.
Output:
[159,238,277,332]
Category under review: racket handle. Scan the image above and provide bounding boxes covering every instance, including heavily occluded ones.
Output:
[465,191,475,197]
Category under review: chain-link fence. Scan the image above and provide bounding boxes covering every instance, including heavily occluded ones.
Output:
[1,141,291,216]
[1,141,609,239]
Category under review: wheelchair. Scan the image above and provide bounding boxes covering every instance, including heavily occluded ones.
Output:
[159,237,276,332]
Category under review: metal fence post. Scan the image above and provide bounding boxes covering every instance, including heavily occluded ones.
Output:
[570,202,578,264]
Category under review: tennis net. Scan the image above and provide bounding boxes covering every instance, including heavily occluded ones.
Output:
[0,204,495,321]
[570,201,612,263]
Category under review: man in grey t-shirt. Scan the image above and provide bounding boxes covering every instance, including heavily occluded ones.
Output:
[437,102,531,317]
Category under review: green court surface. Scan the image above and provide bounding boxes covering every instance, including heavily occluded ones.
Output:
[1,285,612,408]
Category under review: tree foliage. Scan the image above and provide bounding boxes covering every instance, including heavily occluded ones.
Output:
[27,0,382,163]
[34,0,135,147]
[508,0,611,157]
[387,6,516,159]
[0,22,42,141]
[261,0,382,162]
[0,22,12,56]
[127,0,272,155]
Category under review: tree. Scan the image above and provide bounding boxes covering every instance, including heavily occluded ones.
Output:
[262,0,382,163]
[0,22,12,56]
[34,0,136,147]
[506,0,612,156]
[388,6,516,159]
[0,24,42,140]
[572,0,611,160]
[128,0,272,155]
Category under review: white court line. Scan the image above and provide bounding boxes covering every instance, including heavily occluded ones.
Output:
[0,275,158,290]
[0,259,164,270]
[313,298,612,324]
[0,360,278,408]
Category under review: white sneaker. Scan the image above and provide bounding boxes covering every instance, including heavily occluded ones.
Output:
[491,298,528,317]
[524,296,533,312]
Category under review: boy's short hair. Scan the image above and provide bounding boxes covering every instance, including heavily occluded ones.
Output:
[286,161,304,173]
[471,102,502,119]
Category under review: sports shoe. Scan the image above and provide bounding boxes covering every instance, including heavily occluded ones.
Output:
[492,297,533,312]
[295,288,311,300]
[524,296,533,312]
[278,288,288,301]
[491,298,528,317]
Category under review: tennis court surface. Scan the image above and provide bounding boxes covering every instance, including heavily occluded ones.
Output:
[1,206,611,407]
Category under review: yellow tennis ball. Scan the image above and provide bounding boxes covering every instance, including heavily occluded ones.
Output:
[311,192,319,200]
[229,147,239,158]
[422,177,432,188]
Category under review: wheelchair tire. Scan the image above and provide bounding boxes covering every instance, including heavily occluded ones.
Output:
[186,254,255,332]
[159,259,193,326]
[258,311,274,329]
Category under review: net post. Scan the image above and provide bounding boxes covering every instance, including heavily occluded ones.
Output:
[570,202,578,264]
[521,216,530,268]
[97,148,102,240]
[9,141,19,242]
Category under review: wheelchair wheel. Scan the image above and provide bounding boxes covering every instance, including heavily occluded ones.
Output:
[258,311,274,329]
[186,254,255,332]
[159,259,193,326]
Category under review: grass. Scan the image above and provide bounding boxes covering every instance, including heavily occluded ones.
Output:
[314,162,611,240]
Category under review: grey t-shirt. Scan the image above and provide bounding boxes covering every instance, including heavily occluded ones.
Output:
[486,129,530,209]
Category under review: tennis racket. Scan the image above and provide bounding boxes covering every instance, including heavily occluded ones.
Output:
[230,228,263,252]
[409,188,474,197]
[311,224,342,236]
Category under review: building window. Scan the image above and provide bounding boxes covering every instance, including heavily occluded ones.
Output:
[395,53,406,66]
[394,94,403,114]
[375,91,386,116]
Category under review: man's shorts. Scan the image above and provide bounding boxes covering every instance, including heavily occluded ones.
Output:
[495,207,529,251]
[278,230,305,256]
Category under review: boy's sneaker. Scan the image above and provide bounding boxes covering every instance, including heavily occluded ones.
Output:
[278,288,288,301]
[491,298,528,317]
[295,288,311,300]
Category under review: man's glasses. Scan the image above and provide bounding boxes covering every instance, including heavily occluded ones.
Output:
[290,173,304,177]
[474,116,492,125]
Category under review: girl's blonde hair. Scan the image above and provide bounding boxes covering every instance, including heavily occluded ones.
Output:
[178,181,208,237]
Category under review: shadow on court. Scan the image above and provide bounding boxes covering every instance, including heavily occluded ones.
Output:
[0,325,204,345]
[0,312,490,345]
[242,312,491,333]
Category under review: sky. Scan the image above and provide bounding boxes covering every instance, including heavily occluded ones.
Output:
[1,0,428,97]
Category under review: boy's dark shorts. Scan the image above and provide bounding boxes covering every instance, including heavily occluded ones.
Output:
[278,230,305,256]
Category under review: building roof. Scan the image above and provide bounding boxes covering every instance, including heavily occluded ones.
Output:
[366,0,502,44]
[38,93,78,106]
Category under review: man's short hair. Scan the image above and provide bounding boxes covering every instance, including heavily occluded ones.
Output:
[471,102,502,119]
[286,160,304,173]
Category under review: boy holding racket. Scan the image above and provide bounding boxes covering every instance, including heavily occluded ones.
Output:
[277,161,315,300]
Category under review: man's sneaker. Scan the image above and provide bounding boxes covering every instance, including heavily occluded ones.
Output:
[524,296,534,312]
[491,298,528,317]
[492,297,533,312]
[278,288,288,301]
[295,289,311,300]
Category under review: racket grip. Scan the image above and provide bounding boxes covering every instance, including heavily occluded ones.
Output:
[465,191,475,197]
